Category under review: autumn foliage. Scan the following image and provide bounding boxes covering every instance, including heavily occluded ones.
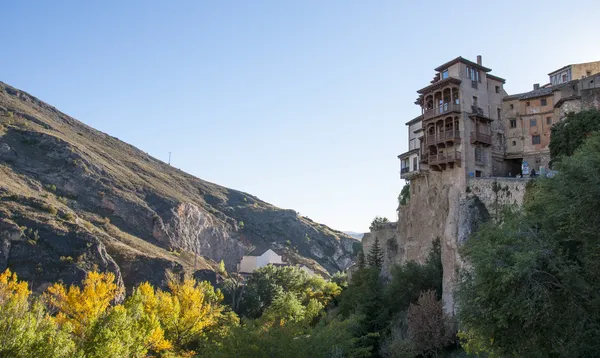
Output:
[0,269,236,357]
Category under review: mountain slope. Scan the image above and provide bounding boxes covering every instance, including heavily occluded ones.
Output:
[0,81,358,292]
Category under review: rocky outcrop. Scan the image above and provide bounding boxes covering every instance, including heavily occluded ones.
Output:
[364,171,528,313]
[0,81,357,293]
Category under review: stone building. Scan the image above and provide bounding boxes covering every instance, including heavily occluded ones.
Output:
[386,56,600,315]
[549,61,600,86]
[398,55,508,180]
[502,85,555,174]
[501,62,600,175]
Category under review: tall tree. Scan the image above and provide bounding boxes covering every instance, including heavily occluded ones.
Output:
[367,238,384,269]
[549,109,600,163]
[458,133,600,357]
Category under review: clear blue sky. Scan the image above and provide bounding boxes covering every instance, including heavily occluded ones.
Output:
[2,1,599,232]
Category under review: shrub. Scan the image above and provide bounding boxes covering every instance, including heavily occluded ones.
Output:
[406,290,455,356]
[369,216,390,230]
[238,221,244,229]
[62,212,76,222]
[41,204,58,216]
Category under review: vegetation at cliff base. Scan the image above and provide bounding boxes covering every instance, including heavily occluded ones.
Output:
[458,133,600,357]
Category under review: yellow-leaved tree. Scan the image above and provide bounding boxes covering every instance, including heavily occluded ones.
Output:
[136,277,237,351]
[0,269,76,358]
[43,271,172,358]
[44,271,123,337]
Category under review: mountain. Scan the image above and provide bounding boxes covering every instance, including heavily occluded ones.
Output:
[343,231,365,240]
[0,81,359,293]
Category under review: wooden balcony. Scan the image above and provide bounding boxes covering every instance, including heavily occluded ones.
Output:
[470,131,492,146]
[428,151,461,166]
[425,130,461,146]
[423,102,461,121]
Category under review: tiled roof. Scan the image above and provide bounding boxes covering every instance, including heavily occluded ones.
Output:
[405,115,423,126]
[434,56,492,73]
[417,77,461,94]
[487,73,506,83]
[503,87,553,101]
[247,245,275,256]
[519,87,553,100]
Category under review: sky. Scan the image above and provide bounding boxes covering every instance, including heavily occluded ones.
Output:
[2,1,600,233]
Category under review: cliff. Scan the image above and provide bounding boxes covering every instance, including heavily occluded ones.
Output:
[363,173,529,312]
[0,81,358,293]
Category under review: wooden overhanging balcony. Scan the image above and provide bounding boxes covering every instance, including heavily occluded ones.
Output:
[470,131,492,146]
[425,130,461,146]
[423,102,461,121]
[428,150,461,165]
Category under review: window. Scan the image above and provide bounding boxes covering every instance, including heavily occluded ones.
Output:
[510,104,514,109]
[562,74,567,82]
[442,70,449,79]
[497,108,501,120]
[495,85,500,93]
[526,101,530,107]
[532,135,541,145]
[510,119,517,128]
[547,117,552,125]
[530,118,537,127]
[412,157,418,171]
[587,70,592,77]
[512,140,516,146]
[474,147,483,164]
[541,98,547,106]
[467,66,480,82]
[472,96,478,106]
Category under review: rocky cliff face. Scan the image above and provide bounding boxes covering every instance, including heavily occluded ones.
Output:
[363,172,529,313]
[0,81,357,293]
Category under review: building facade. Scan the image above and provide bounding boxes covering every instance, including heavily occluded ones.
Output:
[398,56,508,181]
[549,61,600,86]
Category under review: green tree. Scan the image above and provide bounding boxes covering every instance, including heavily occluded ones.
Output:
[458,133,600,357]
[398,183,410,206]
[369,216,390,230]
[0,269,76,358]
[384,238,442,316]
[367,237,384,269]
[239,265,341,319]
[549,108,600,163]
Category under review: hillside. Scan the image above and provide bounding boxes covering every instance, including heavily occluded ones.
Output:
[0,81,358,292]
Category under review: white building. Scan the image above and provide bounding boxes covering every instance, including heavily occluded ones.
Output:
[238,247,284,275]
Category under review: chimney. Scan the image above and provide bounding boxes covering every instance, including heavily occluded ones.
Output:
[533,83,540,90]
[477,55,482,65]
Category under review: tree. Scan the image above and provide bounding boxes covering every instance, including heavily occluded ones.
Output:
[457,133,600,357]
[369,216,390,231]
[239,265,340,320]
[356,250,366,270]
[384,238,443,316]
[44,271,124,338]
[406,290,455,356]
[0,269,76,358]
[367,237,384,269]
[138,278,231,350]
[549,108,600,163]
[398,183,410,206]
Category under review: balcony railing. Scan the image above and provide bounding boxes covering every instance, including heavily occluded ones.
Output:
[470,131,492,146]
[428,151,461,165]
[425,130,461,146]
[400,167,410,174]
[423,102,461,121]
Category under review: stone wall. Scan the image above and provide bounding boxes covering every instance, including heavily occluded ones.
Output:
[467,177,529,218]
